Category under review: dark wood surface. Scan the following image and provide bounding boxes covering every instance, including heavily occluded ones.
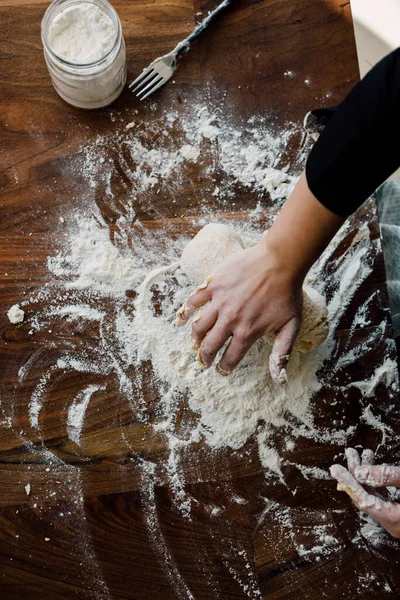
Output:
[1,0,400,598]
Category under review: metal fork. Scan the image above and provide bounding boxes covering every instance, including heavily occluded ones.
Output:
[129,0,231,100]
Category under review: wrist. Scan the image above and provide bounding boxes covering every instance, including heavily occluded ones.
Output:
[259,171,345,283]
[258,234,306,287]
[261,230,309,283]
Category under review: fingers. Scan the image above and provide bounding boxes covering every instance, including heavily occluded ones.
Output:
[216,333,255,376]
[330,464,400,538]
[191,306,218,349]
[330,464,386,515]
[345,448,361,476]
[198,322,231,369]
[343,447,375,474]
[330,455,400,538]
[272,317,300,357]
[269,351,289,384]
[354,464,400,488]
[269,317,300,384]
[176,277,213,325]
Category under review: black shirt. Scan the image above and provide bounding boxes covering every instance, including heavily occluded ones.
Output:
[306,48,400,217]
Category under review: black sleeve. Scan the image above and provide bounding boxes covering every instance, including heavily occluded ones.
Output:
[306,47,400,217]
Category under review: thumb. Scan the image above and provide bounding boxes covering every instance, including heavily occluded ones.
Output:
[269,317,300,384]
[354,464,400,488]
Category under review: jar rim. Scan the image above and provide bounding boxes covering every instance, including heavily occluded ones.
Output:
[41,0,122,69]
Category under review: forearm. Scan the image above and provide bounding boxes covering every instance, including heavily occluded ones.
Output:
[265,49,400,285]
[263,171,345,283]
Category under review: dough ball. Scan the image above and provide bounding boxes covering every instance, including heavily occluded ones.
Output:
[294,286,329,352]
[180,223,244,285]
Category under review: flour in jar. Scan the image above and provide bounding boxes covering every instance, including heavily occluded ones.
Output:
[42,0,126,109]
[47,3,117,64]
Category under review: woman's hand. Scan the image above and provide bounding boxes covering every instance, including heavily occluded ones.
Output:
[331,448,400,539]
[177,171,345,380]
[177,237,304,382]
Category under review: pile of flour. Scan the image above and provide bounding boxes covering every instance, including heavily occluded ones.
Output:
[122,259,329,451]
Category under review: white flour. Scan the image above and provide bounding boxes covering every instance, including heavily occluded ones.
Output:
[179,144,200,162]
[7,304,24,324]
[349,358,398,398]
[48,3,117,64]
[48,215,142,294]
[67,384,105,445]
[28,198,396,471]
[126,259,329,451]
[80,103,297,206]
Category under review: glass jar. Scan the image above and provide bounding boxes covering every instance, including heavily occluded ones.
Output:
[41,0,127,109]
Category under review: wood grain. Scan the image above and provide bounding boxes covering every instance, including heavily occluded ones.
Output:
[1,0,399,598]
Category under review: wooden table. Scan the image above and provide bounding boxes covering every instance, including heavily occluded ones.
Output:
[1,0,400,598]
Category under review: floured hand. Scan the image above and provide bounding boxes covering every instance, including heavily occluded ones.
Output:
[330,447,400,539]
[177,238,303,382]
[177,171,345,382]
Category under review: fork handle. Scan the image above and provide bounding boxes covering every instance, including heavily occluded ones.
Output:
[174,0,231,56]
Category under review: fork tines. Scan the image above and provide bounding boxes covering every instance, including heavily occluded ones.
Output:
[129,68,164,100]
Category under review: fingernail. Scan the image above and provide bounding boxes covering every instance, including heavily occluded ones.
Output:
[176,304,197,326]
[216,363,231,377]
[176,306,187,326]
[276,369,287,384]
[361,449,375,466]
[269,351,289,384]
[196,276,212,291]
[197,350,210,369]
[354,466,369,482]
[191,338,200,350]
